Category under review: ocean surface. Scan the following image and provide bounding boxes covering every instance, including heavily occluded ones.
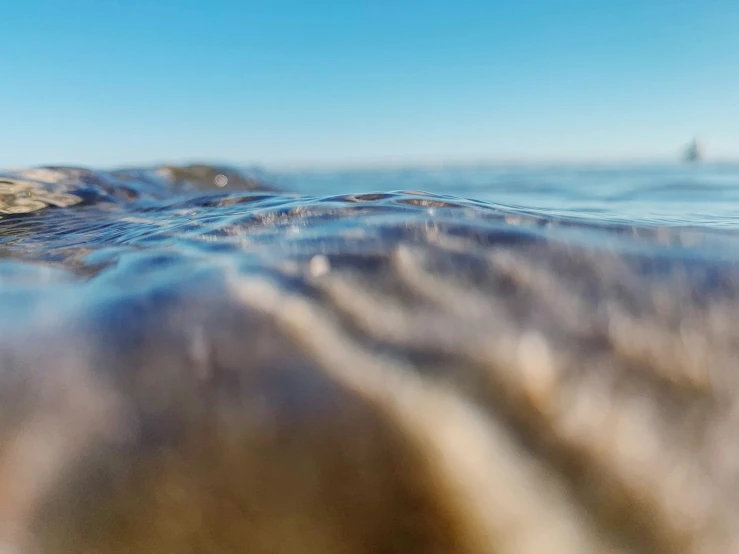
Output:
[3,162,739,553]
[269,163,739,229]
[2,162,739,278]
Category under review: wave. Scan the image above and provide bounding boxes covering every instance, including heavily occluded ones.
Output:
[0,165,737,553]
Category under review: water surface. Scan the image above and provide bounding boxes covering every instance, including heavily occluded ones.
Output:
[269,163,739,229]
[2,163,739,553]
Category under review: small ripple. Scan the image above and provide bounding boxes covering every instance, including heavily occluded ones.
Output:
[0,164,737,278]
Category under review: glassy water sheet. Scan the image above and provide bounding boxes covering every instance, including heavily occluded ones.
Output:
[271,162,739,228]
[1,165,739,553]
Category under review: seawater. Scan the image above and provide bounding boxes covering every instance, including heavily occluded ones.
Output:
[1,162,739,284]
[2,163,739,552]
[269,163,739,229]
[1,163,738,277]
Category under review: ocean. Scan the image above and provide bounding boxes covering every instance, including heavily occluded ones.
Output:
[1,162,739,553]
[270,163,739,228]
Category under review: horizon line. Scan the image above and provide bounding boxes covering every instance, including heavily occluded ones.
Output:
[8,155,739,174]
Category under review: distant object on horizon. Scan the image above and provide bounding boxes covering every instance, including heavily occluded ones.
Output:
[683,138,703,163]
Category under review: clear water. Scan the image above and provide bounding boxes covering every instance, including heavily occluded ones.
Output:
[3,163,739,553]
[2,163,739,281]
[267,163,739,229]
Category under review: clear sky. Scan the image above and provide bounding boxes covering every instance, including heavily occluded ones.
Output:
[3,0,739,169]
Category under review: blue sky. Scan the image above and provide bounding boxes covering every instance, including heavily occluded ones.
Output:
[3,0,739,168]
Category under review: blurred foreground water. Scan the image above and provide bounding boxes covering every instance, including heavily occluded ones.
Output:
[1,163,739,554]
